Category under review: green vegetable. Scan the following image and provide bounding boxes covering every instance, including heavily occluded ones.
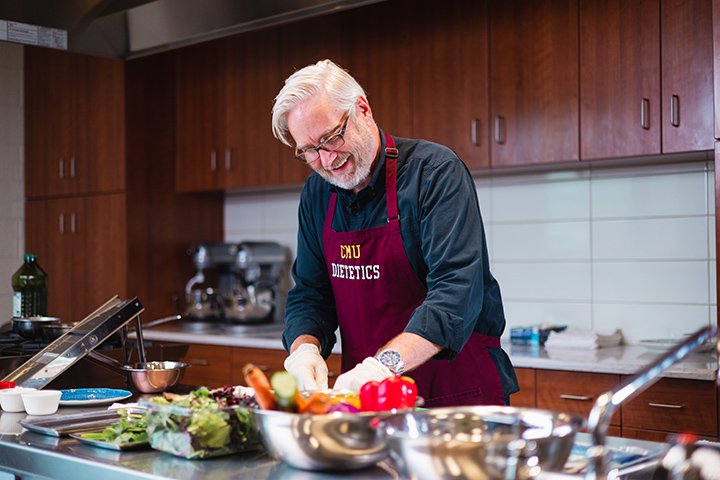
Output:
[80,412,148,444]
[270,371,297,411]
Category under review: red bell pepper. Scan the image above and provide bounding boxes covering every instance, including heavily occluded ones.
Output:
[359,376,417,411]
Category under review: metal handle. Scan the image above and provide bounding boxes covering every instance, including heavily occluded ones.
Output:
[59,213,65,234]
[670,94,680,127]
[494,115,506,144]
[471,118,479,146]
[210,150,217,171]
[640,98,650,130]
[186,358,209,366]
[70,212,76,234]
[70,156,76,178]
[559,394,592,401]
[648,402,684,409]
[59,159,64,179]
[225,148,232,170]
[328,371,338,379]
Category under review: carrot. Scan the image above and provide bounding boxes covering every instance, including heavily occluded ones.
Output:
[242,363,277,410]
[298,391,331,414]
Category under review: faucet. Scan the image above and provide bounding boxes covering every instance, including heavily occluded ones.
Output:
[583,325,718,479]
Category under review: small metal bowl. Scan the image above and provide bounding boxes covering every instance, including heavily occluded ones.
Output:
[253,408,389,471]
[381,406,584,480]
[122,361,190,393]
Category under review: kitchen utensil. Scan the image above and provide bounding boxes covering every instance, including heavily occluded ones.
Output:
[381,406,582,480]
[21,390,62,415]
[12,316,61,339]
[121,361,189,393]
[20,408,145,437]
[253,408,389,471]
[0,387,36,412]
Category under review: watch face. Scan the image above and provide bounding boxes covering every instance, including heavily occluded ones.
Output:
[378,350,404,374]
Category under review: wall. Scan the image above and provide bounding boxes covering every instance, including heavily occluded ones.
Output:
[226,159,716,344]
[0,42,24,323]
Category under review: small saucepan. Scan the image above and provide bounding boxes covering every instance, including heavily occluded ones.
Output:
[12,316,61,340]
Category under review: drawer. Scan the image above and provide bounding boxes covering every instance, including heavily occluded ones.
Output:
[512,367,536,408]
[536,370,621,426]
[621,377,717,436]
[231,347,286,385]
[180,344,233,388]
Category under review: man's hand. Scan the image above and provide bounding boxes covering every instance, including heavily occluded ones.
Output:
[333,356,392,391]
[283,343,329,390]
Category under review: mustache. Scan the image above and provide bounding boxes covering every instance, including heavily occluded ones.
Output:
[325,153,350,171]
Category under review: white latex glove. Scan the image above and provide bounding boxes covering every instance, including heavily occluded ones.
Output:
[333,356,393,391]
[283,343,329,391]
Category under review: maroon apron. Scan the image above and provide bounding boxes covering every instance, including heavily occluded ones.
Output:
[322,133,505,407]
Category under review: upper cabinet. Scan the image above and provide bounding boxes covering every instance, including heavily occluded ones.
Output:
[25,47,125,198]
[660,0,714,153]
[490,0,579,167]
[580,0,713,160]
[411,0,490,170]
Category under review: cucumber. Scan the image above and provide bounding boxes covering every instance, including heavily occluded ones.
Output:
[271,371,298,411]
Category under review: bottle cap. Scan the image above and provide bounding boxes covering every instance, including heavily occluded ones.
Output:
[0,381,16,390]
[23,253,37,262]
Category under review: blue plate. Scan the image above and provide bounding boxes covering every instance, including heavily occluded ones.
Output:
[59,388,133,406]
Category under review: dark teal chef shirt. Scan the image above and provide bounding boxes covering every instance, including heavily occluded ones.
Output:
[282,129,518,398]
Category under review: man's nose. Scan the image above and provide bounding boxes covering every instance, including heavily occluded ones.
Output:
[318,148,337,169]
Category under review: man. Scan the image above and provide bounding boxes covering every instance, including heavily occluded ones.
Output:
[272,59,517,407]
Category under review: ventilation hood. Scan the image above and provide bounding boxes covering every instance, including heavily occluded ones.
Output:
[0,0,384,59]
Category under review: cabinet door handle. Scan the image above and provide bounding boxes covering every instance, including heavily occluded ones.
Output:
[186,358,209,366]
[559,394,592,401]
[70,212,76,234]
[59,213,65,234]
[327,371,338,379]
[670,94,680,127]
[494,115,506,144]
[640,98,650,130]
[59,158,64,179]
[225,148,232,171]
[70,156,76,178]
[648,402,684,409]
[471,118,479,146]
[210,150,217,171]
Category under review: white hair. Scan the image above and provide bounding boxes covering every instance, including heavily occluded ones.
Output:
[271,59,366,147]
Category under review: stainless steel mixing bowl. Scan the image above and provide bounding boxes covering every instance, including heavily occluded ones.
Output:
[381,406,584,480]
[253,409,388,471]
[122,361,190,393]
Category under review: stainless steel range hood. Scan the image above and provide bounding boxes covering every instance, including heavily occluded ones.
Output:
[0,0,384,59]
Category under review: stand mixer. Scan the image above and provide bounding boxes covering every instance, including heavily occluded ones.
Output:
[184,242,287,324]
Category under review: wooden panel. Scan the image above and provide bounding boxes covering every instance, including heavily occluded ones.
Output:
[536,370,621,426]
[180,344,234,388]
[231,347,287,385]
[661,0,714,153]
[580,0,661,159]
[621,377,718,436]
[511,367,536,407]
[622,427,717,442]
[490,0,579,167]
[411,0,489,170]
[715,0,720,139]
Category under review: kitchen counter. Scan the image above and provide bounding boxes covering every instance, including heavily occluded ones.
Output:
[139,321,718,381]
[0,405,664,480]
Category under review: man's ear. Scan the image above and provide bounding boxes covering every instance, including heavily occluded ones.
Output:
[355,96,374,123]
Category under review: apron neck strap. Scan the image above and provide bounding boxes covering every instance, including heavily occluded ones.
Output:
[384,132,399,222]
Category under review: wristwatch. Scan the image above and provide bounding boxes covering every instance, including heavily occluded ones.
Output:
[376,349,405,375]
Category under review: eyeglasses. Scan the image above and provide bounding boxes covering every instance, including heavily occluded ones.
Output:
[294,110,351,163]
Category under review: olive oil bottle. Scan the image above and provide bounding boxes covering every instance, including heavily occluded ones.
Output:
[11,253,48,318]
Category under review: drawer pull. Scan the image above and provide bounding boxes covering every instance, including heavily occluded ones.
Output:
[559,394,592,401]
[648,402,685,410]
[186,358,210,366]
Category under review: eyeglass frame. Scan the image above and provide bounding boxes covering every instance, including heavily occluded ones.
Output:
[294,109,352,163]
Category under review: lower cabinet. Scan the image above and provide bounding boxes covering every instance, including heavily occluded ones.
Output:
[515,367,719,441]
[178,343,341,389]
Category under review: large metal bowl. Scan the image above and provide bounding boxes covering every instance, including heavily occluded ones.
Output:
[253,408,388,471]
[122,361,190,393]
[381,406,584,480]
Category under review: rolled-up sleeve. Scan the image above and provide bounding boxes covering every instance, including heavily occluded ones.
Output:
[282,180,339,358]
[403,154,490,359]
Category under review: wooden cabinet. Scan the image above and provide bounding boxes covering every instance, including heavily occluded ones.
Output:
[622,377,718,440]
[512,367,536,408]
[25,47,125,198]
[25,194,128,322]
[411,0,490,170]
[536,370,622,429]
[580,0,714,160]
[660,0,714,153]
[490,0,579,167]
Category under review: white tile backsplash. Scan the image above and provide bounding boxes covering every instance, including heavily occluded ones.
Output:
[0,44,23,324]
[225,159,717,345]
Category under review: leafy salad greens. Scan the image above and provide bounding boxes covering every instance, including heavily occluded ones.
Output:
[80,410,148,445]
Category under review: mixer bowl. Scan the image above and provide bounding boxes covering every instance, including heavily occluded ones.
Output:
[381,406,584,480]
